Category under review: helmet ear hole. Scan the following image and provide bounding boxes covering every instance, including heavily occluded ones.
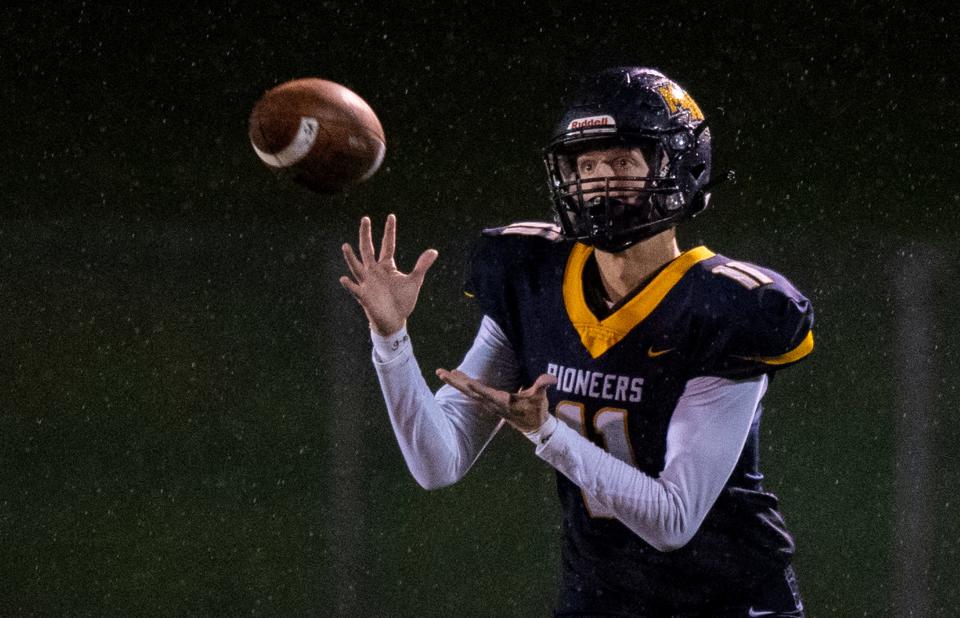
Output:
[690,163,706,180]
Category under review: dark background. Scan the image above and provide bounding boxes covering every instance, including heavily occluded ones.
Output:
[1,2,958,616]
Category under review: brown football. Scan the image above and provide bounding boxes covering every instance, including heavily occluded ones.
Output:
[248,78,386,193]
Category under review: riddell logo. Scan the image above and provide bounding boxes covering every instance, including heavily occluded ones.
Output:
[568,115,616,130]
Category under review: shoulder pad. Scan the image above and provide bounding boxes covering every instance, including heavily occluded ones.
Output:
[481,221,562,241]
[692,255,814,378]
[710,260,774,290]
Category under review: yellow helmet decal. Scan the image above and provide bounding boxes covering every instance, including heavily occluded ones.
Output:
[657,84,705,122]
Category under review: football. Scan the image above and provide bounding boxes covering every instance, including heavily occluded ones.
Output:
[248,78,386,193]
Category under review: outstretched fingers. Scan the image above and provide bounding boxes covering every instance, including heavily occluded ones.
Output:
[528,373,558,396]
[411,249,439,282]
[338,275,362,297]
[379,213,396,262]
[359,216,376,264]
[436,369,509,410]
[436,368,470,395]
[342,243,364,282]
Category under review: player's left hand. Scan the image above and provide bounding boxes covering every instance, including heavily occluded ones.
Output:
[435,369,558,433]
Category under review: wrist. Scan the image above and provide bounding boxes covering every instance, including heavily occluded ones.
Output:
[370,319,405,337]
[371,324,411,362]
[523,415,558,446]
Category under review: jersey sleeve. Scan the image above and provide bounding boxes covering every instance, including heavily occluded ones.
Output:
[463,233,516,345]
[691,264,815,380]
[463,222,561,349]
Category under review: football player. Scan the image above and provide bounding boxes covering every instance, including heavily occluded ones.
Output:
[339,67,813,617]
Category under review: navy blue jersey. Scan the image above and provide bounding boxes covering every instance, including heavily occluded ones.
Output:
[464,222,814,615]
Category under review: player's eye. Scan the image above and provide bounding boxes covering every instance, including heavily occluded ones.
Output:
[580,161,594,173]
[617,158,632,169]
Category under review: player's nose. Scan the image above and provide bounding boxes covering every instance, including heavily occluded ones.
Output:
[593,162,617,178]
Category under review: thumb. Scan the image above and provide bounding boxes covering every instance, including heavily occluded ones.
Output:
[410,248,439,282]
[530,372,558,396]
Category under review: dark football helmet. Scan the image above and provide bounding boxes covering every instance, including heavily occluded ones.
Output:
[544,67,716,252]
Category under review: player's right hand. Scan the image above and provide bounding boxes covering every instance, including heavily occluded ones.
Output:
[339,214,439,336]
[435,369,557,433]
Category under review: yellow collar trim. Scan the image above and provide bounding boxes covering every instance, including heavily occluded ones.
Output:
[563,244,715,358]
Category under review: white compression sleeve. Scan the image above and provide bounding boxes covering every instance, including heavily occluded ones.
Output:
[535,374,769,552]
[371,316,522,490]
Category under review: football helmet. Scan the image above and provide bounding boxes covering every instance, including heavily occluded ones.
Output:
[544,67,715,252]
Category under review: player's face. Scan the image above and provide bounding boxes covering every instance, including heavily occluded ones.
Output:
[574,146,650,201]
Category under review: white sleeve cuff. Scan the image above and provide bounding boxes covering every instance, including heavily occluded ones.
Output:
[371,325,411,363]
[523,414,559,446]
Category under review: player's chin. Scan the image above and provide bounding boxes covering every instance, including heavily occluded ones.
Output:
[586,194,644,211]
[611,191,642,205]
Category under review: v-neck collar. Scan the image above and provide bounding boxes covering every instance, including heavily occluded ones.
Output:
[562,243,715,358]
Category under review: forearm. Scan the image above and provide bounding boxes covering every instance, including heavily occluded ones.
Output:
[372,317,521,489]
[534,375,768,551]
[536,422,697,551]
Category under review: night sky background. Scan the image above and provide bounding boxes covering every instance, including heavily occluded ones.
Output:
[1,2,958,616]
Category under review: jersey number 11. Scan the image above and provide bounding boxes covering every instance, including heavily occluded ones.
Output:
[556,401,636,519]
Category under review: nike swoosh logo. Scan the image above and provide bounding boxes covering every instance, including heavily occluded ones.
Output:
[647,346,675,358]
[747,609,776,617]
